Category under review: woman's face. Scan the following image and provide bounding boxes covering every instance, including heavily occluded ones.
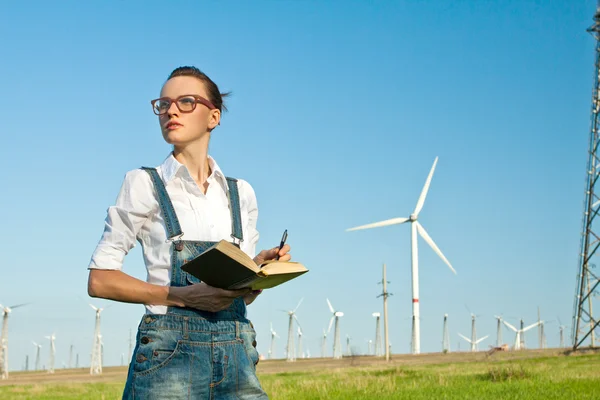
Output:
[157,76,220,147]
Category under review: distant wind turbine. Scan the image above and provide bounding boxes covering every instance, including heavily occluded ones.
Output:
[346,157,456,354]
[503,320,542,350]
[281,298,303,362]
[327,299,344,359]
[0,303,29,379]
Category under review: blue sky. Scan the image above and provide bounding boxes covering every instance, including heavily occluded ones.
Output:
[0,0,596,370]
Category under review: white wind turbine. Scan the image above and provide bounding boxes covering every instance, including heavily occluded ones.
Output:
[268,323,279,359]
[297,326,304,359]
[89,304,104,375]
[373,312,383,356]
[32,342,42,371]
[0,303,28,379]
[326,298,344,359]
[45,333,56,373]
[502,320,542,350]
[458,311,488,351]
[321,329,327,358]
[457,333,488,352]
[346,335,352,356]
[347,157,456,354]
[281,298,303,362]
[442,314,450,353]
[494,315,505,347]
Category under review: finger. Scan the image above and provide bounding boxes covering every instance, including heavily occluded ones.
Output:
[277,253,292,261]
[278,244,291,255]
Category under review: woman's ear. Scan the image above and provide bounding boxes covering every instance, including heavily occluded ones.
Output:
[208,109,221,130]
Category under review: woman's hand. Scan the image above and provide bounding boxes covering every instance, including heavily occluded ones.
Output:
[168,283,250,312]
[253,244,292,264]
[244,244,292,305]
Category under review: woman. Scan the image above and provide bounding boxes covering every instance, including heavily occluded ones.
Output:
[87,66,289,399]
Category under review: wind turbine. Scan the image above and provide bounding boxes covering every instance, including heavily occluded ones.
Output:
[297,326,304,359]
[442,314,450,353]
[458,333,489,352]
[89,303,104,375]
[321,329,327,358]
[32,342,41,371]
[268,323,279,359]
[327,298,344,359]
[373,312,383,356]
[494,315,504,347]
[0,303,28,379]
[281,298,303,362]
[45,333,56,373]
[346,157,456,354]
[503,320,542,350]
[558,317,567,348]
[345,335,351,356]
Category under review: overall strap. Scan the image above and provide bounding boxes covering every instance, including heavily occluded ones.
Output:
[225,177,244,243]
[141,167,183,240]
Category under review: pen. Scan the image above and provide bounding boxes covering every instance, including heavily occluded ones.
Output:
[275,229,288,261]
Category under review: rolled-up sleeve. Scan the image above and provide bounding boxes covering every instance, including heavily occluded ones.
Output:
[239,180,260,259]
[88,170,155,270]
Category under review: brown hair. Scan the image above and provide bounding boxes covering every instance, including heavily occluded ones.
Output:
[167,66,231,113]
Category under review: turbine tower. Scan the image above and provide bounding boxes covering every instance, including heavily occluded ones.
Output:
[0,303,28,379]
[32,342,41,371]
[268,323,279,359]
[377,263,392,361]
[297,326,304,359]
[573,2,600,350]
[90,304,104,375]
[346,335,352,356]
[281,298,303,362]
[347,157,457,354]
[442,314,450,353]
[326,298,344,359]
[494,316,504,347]
[45,333,56,373]
[373,312,383,356]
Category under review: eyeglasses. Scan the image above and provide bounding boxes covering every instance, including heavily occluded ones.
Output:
[150,94,216,115]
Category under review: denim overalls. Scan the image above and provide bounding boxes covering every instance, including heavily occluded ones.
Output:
[122,167,268,400]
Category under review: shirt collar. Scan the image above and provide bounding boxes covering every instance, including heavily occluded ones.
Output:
[160,152,228,191]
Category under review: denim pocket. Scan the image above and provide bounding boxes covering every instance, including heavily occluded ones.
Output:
[133,333,182,377]
[239,331,260,369]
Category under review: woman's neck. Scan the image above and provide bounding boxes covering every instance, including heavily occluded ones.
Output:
[173,136,212,191]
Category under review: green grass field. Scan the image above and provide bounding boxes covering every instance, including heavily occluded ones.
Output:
[1,350,598,399]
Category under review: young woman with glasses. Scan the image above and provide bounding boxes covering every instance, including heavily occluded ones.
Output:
[87,66,290,399]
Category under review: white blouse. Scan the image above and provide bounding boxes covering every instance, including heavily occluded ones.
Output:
[88,153,260,315]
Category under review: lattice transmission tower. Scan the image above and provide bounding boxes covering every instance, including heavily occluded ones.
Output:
[573,2,600,350]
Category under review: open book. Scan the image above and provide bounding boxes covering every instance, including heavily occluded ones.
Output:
[181,240,308,290]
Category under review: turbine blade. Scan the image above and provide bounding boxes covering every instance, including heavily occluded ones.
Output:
[294,298,304,313]
[346,217,409,232]
[293,314,302,331]
[502,320,518,332]
[89,304,98,311]
[458,333,472,343]
[9,303,29,309]
[326,298,334,314]
[328,316,335,334]
[523,321,541,332]
[416,222,456,274]
[476,335,489,344]
[413,157,438,216]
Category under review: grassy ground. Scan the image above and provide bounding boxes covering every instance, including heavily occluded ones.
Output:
[0,350,598,399]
